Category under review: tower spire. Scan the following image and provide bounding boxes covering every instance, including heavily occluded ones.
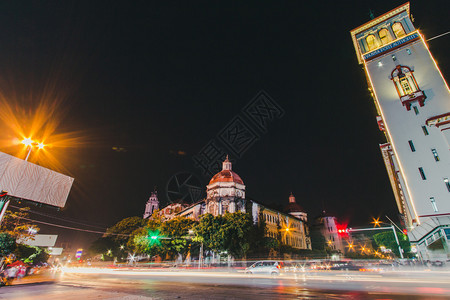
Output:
[289,192,296,203]
[222,155,232,170]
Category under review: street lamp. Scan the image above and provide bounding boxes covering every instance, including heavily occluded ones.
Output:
[21,138,45,161]
[346,242,355,251]
[371,218,381,227]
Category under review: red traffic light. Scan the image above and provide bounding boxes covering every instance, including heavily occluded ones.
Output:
[402,229,408,235]
[337,227,349,236]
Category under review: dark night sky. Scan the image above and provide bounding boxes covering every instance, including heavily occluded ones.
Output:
[0,1,449,248]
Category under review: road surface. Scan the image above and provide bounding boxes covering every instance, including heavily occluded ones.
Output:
[1,268,450,299]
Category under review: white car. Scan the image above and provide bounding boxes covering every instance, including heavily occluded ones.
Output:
[245,261,283,275]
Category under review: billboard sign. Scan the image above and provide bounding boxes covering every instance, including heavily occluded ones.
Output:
[18,234,58,247]
[0,151,73,207]
[48,247,63,255]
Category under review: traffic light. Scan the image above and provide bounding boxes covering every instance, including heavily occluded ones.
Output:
[402,229,408,235]
[148,231,161,245]
[337,226,349,237]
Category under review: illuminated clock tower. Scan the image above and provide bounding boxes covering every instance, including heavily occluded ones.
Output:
[351,3,450,260]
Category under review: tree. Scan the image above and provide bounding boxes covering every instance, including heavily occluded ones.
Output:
[14,244,49,265]
[194,212,254,258]
[160,217,197,258]
[373,230,411,257]
[309,227,326,251]
[0,233,16,257]
[132,216,197,260]
[221,212,253,258]
[106,217,147,243]
[0,207,39,241]
[194,214,227,253]
[88,236,117,258]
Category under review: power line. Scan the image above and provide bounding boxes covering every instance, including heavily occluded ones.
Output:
[427,31,450,41]
[19,216,130,237]
[9,204,109,230]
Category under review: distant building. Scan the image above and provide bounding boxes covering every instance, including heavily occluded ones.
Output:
[143,190,159,219]
[261,194,310,249]
[314,214,346,253]
[158,200,190,220]
[350,3,450,260]
[171,157,311,250]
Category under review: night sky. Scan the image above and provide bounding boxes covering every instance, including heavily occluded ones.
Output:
[0,1,449,248]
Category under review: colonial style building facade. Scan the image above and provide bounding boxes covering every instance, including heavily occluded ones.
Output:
[166,157,311,250]
[351,3,450,260]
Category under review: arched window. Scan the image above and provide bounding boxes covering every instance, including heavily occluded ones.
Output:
[391,65,426,110]
[391,66,419,96]
[378,28,391,45]
[392,22,406,38]
[366,34,378,51]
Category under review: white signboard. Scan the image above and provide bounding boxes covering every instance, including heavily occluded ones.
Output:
[18,234,58,247]
[48,247,63,255]
[0,151,73,207]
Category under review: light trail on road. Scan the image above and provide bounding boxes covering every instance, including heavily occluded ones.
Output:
[2,268,450,299]
[53,267,450,298]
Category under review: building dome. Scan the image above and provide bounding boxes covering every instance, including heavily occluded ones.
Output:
[285,193,305,213]
[208,156,244,185]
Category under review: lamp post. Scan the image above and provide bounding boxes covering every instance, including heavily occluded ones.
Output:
[21,138,45,161]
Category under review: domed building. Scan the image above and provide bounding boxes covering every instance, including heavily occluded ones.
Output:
[174,157,311,250]
[205,156,246,215]
[285,193,307,221]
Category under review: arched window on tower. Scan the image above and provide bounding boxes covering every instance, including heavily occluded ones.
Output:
[378,28,391,45]
[392,22,406,38]
[366,34,378,51]
[391,65,426,111]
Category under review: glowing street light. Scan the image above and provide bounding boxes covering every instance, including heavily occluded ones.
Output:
[21,138,33,147]
[21,138,45,161]
[27,226,38,235]
[371,217,381,227]
[347,243,355,251]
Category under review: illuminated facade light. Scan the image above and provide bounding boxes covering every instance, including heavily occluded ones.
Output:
[350,3,450,260]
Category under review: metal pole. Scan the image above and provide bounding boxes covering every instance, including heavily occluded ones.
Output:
[199,242,203,269]
[0,192,10,226]
[392,225,404,259]
[25,146,32,161]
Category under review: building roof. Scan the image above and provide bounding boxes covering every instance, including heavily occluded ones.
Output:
[284,193,305,213]
[209,169,244,185]
[285,202,305,213]
[208,156,244,185]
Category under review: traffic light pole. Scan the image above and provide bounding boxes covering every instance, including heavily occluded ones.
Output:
[348,226,404,259]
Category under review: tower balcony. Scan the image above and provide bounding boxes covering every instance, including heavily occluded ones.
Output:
[400,90,426,111]
[426,112,450,128]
